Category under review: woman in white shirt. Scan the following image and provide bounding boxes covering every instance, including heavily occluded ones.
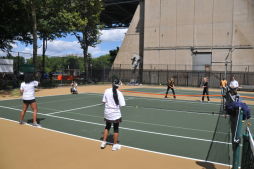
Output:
[19,73,41,127]
[229,76,239,89]
[229,76,239,95]
[100,79,126,151]
[70,80,78,94]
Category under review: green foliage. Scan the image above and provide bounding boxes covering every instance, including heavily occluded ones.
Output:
[92,47,119,69]
[0,0,32,51]
[92,54,111,70]
[1,0,106,79]
[26,55,84,72]
[6,45,118,75]
[70,0,104,79]
[109,47,119,64]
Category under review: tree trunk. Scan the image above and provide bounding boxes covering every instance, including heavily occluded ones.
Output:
[82,32,89,82]
[31,0,37,71]
[83,46,89,82]
[42,37,47,74]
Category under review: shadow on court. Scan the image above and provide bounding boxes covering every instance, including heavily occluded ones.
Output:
[99,133,120,144]
[196,161,217,169]
[27,118,46,124]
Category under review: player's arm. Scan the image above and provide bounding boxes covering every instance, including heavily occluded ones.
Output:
[118,92,126,107]
[20,89,24,95]
[20,83,24,95]
[172,82,175,88]
[102,91,107,104]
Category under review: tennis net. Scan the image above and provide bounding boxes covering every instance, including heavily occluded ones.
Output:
[205,113,231,165]
[241,127,254,169]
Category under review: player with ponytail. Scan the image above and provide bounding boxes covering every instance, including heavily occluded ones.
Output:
[101,79,126,151]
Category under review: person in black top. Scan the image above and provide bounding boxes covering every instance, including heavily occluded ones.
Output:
[165,78,176,99]
[201,77,210,102]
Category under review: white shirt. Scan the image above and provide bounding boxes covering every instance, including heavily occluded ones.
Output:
[230,80,239,88]
[102,88,126,120]
[20,81,39,100]
[71,82,78,91]
[71,82,78,88]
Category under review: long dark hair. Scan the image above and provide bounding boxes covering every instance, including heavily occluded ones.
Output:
[112,86,119,105]
[112,79,120,105]
[24,73,34,84]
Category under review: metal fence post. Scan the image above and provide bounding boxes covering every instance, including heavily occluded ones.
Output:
[103,65,105,84]
[232,109,243,169]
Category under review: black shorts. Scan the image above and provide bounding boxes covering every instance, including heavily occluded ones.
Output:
[23,99,36,104]
[104,118,122,123]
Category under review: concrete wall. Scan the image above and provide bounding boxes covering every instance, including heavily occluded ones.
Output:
[112,4,142,69]
[114,0,254,71]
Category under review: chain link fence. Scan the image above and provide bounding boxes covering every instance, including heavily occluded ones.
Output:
[92,64,254,88]
[1,62,254,89]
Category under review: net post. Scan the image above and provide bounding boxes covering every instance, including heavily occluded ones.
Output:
[241,133,249,169]
[232,108,243,169]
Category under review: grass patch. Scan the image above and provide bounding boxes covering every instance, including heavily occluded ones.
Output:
[0,89,21,97]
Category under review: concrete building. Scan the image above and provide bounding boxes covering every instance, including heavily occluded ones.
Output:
[113,0,254,72]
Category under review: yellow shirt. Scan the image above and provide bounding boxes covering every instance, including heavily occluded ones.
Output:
[220,80,227,87]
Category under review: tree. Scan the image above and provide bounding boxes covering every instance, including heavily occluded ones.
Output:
[109,47,119,64]
[17,0,42,70]
[64,56,80,70]
[21,0,77,72]
[0,0,32,51]
[92,54,111,70]
[37,0,81,73]
[71,0,103,81]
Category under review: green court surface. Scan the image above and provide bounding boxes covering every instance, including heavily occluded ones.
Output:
[0,92,253,167]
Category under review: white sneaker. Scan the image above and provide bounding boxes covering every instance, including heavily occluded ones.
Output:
[19,120,27,125]
[100,141,107,149]
[112,144,121,151]
[32,122,41,128]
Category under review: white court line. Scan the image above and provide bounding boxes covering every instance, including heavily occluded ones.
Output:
[130,96,222,105]
[47,103,103,115]
[0,92,96,102]
[7,94,99,109]
[0,106,21,111]
[61,111,228,135]
[86,92,222,105]
[0,117,231,168]
[0,105,230,145]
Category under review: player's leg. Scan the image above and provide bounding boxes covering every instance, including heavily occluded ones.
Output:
[171,88,176,99]
[206,89,210,101]
[202,89,205,101]
[101,121,111,148]
[103,121,111,140]
[19,102,29,124]
[30,101,40,126]
[112,122,121,151]
[113,122,120,144]
[165,86,169,98]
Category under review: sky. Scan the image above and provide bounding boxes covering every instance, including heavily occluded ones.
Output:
[0,28,128,59]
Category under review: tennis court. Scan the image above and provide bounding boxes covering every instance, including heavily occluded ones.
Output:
[0,86,254,168]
